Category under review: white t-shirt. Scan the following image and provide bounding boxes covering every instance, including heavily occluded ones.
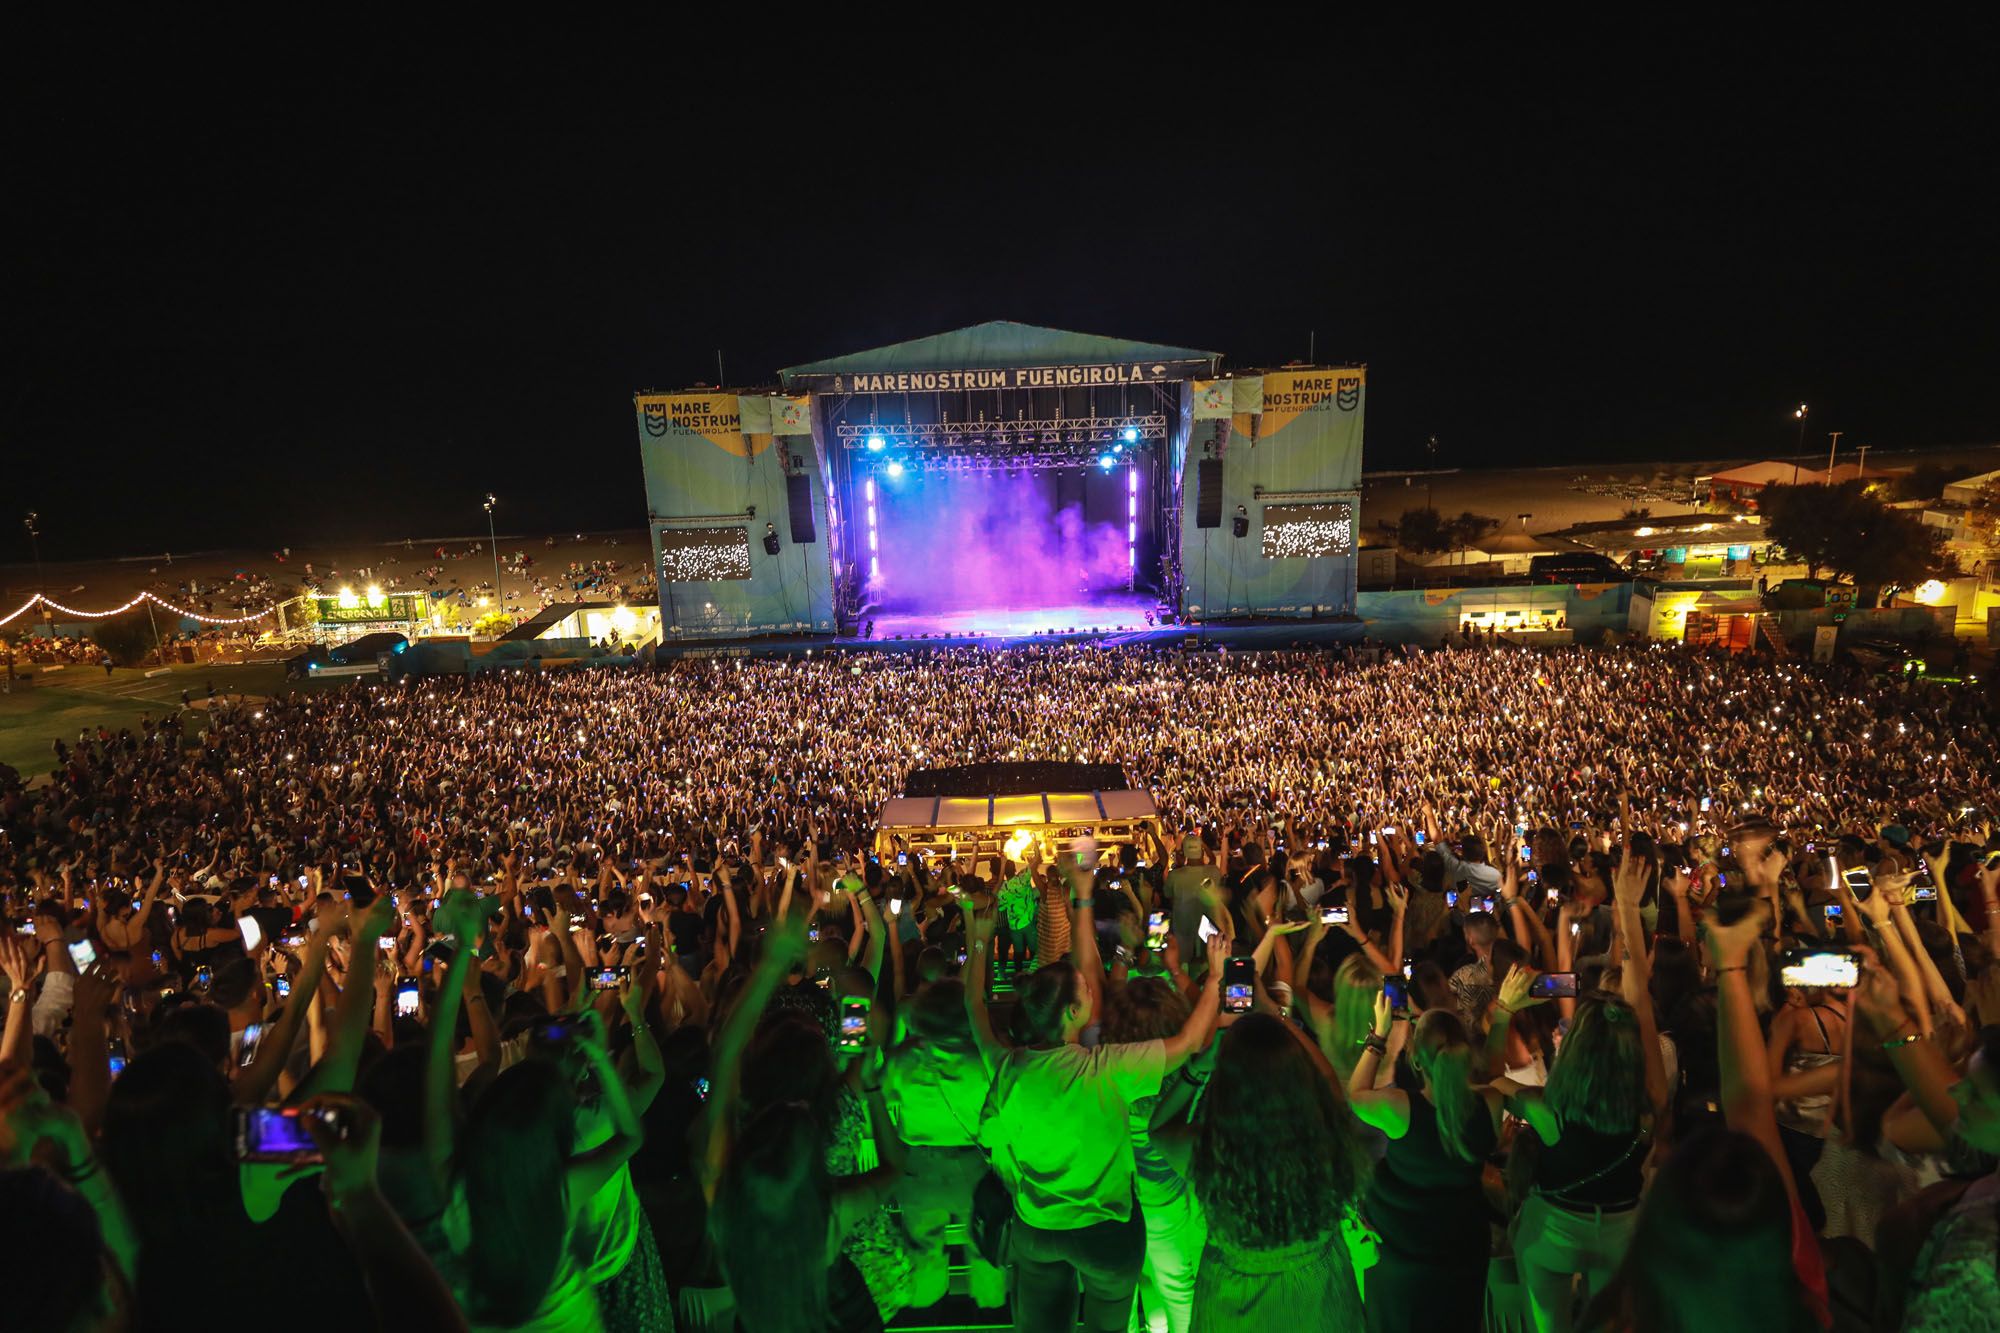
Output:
[979,1039,1166,1229]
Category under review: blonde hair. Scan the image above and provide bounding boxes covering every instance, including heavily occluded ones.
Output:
[1331,953,1384,1084]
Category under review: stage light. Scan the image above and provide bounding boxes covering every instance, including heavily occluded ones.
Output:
[886,460,905,477]
[1099,453,1116,470]
[1122,426,1139,443]
[1113,442,1125,454]
[867,435,886,451]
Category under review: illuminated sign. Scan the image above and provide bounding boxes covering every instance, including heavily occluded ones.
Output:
[314,592,430,623]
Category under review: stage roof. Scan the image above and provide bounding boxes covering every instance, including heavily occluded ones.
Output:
[779,321,1220,387]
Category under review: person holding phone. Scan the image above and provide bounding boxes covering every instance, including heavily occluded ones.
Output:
[966,870,1225,1333]
[1345,990,1513,1333]
[1493,840,1668,1333]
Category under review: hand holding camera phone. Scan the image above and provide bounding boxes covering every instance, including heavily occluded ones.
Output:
[1221,956,1255,1014]
[837,995,872,1049]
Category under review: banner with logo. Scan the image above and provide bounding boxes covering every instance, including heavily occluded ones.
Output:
[774,395,813,435]
[634,393,771,458]
[1258,368,1365,435]
[1193,380,1234,420]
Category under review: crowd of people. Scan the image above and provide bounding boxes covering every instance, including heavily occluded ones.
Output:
[1,640,1997,1332]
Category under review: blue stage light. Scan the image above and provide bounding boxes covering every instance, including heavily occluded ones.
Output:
[1122,427,1139,443]
[867,435,886,451]
[1113,441,1125,454]
[886,460,905,477]
[1098,453,1116,469]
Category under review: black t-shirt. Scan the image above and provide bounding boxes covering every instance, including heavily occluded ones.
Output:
[667,911,704,957]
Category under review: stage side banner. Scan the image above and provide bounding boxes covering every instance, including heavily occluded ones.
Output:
[775,395,813,434]
[1193,380,1233,420]
[635,393,771,458]
[1252,369,1364,488]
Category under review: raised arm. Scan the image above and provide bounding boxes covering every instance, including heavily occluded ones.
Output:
[701,912,808,1201]
[1609,846,1667,1116]
[1705,902,1801,1206]
[1347,987,1413,1134]
[1159,933,1226,1071]
[237,929,330,1106]
[300,895,394,1098]
[962,901,1007,1077]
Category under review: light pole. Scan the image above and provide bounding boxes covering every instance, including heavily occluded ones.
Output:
[1425,435,1438,511]
[1790,404,1807,482]
[1824,429,1843,481]
[482,494,504,619]
[23,512,46,631]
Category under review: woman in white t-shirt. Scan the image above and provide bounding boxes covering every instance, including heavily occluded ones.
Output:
[965,874,1225,1333]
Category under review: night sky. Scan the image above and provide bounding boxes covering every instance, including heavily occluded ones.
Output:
[5,33,1994,561]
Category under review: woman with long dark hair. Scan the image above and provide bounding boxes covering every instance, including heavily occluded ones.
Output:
[966,876,1224,1333]
[704,914,906,1333]
[1188,1011,1367,1331]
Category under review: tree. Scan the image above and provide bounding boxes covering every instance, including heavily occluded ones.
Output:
[1894,462,1975,503]
[1760,481,1954,606]
[1395,507,1500,559]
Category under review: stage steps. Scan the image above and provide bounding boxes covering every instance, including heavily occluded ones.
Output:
[1756,613,1793,658]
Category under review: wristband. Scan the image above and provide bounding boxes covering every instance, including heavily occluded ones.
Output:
[1362,1035,1387,1055]
[1073,899,1094,910]
[1880,1028,1926,1050]
[60,1158,102,1186]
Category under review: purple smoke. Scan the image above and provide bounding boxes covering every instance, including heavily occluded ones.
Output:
[871,469,1131,612]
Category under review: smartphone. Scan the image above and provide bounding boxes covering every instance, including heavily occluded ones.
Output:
[1823,903,1844,923]
[1146,911,1169,951]
[889,898,903,914]
[1908,882,1938,903]
[1529,972,1579,999]
[1368,830,1378,846]
[694,1075,710,1101]
[897,852,908,866]
[808,923,821,943]
[395,977,421,1017]
[1382,826,1398,837]
[838,995,872,1049]
[13,920,33,937]
[377,935,396,953]
[1700,796,1712,812]
[1841,867,1872,894]
[233,1105,348,1164]
[1320,904,1350,926]
[530,1018,573,1043]
[68,938,97,971]
[1383,977,1409,1014]
[1474,895,1498,915]
[1413,831,1426,846]
[1315,841,1328,851]
[1222,956,1255,1014]
[194,965,214,990]
[1519,843,1533,864]
[1197,918,1218,945]
[587,966,630,991]
[1781,948,1860,989]
[239,1022,265,1066]
[275,975,292,999]
[1445,890,1459,908]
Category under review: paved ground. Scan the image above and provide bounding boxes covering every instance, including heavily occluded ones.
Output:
[0,661,339,784]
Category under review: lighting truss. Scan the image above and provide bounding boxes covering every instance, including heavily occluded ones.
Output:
[835,414,1169,452]
[895,451,1146,474]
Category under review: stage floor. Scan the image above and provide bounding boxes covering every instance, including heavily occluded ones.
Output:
[869,593,1156,640]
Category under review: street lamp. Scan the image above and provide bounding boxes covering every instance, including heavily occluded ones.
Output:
[23,512,46,631]
[1790,404,1808,482]
[482,494,504,620]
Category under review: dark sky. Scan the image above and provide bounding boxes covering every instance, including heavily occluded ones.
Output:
[6,30,1995,561]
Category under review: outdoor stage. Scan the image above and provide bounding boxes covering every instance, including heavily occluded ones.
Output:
[635,322,1365,645]
[868,593,1156,640]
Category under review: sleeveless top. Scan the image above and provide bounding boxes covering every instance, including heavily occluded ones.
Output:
[1366,1091,1495,1256]
[1776,1005,1841,1134]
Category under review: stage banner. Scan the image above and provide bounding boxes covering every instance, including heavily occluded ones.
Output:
[1259,368,1365,435]
[1193,380,1234,420]
[774,395,813,434]
[1230,376,1264,415]
[634,393,770,458]
[737,395,772,436]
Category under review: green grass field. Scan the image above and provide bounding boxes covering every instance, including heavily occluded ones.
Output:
[0,661,338,782]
